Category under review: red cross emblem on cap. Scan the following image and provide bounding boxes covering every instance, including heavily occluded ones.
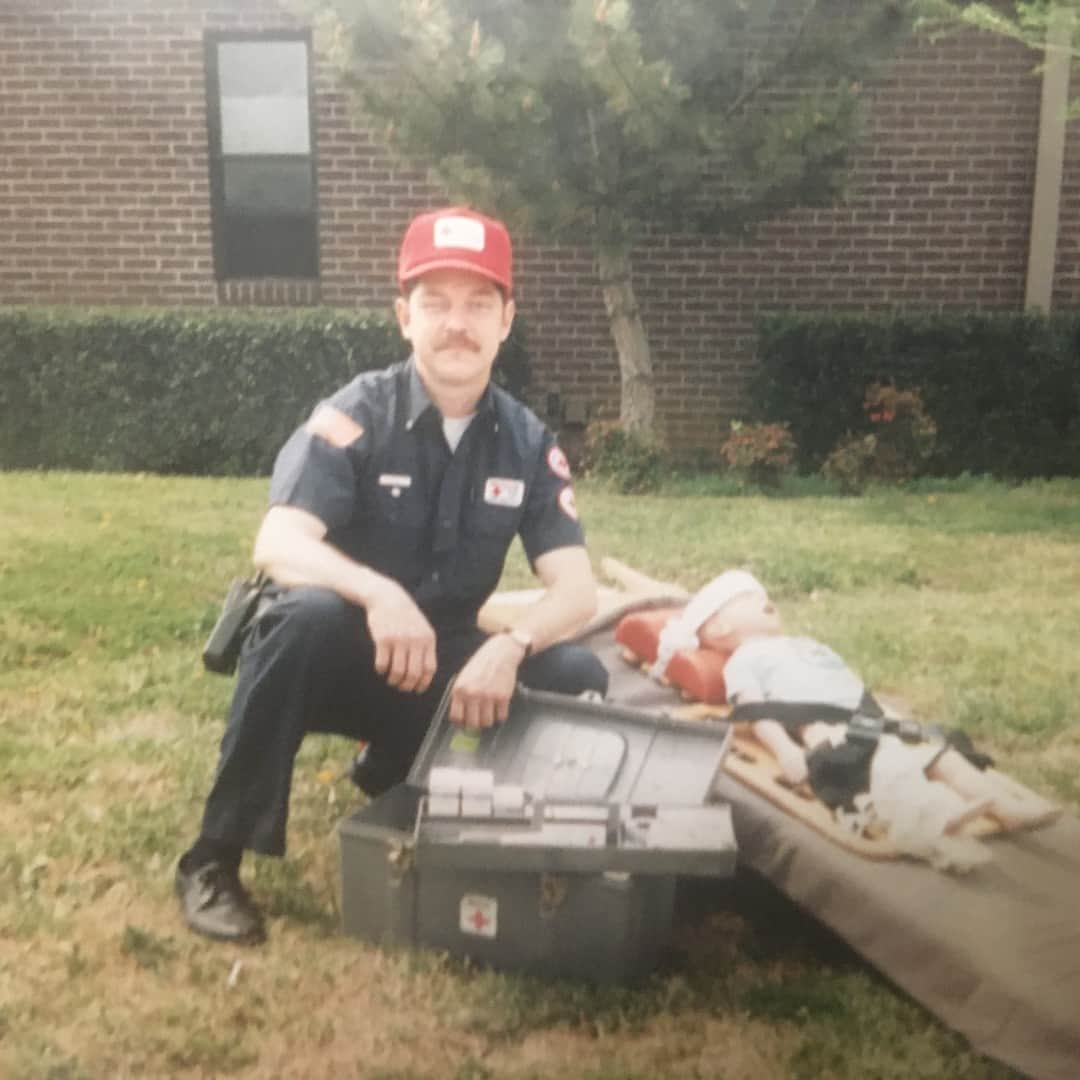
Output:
[398,207,513,293]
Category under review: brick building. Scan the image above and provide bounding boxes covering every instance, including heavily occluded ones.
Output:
[1,0,1077,453]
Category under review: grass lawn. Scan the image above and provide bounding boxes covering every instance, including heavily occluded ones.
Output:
[2,469,1078,1079]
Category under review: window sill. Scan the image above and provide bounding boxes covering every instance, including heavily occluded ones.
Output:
[217,279,321,307]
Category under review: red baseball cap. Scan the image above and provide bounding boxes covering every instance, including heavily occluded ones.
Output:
[397,206,513,294]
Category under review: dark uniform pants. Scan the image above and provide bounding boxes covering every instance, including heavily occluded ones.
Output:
[198,586,609,856]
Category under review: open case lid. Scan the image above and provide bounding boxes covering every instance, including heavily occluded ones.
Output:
[408,685,731,807]
[405,686,736,876]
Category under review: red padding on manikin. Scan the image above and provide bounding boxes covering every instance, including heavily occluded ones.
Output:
[614,607,733,706]
[613,607,680,664]
[665,649,732,706]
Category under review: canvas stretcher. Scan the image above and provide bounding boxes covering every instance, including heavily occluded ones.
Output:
[478,564,1080,1080]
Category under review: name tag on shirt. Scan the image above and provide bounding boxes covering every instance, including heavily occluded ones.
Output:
[378,473,412,498]
[484,477,524,508]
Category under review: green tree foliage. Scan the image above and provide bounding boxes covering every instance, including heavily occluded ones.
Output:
[918,0,1077,53]
[917,2,1078,110]
[312,0,915,436]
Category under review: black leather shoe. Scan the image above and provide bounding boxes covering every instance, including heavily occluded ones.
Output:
[348,743,407,798]
[175,860,265,943]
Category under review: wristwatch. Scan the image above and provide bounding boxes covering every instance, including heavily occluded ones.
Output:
[505,627,534,658]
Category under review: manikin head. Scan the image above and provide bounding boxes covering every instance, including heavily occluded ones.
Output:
[650,569,780,679]
[697,583,782,652]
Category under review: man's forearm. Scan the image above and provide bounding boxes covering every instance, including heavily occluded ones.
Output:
[502,575,598,653]
[496,546,599,653]
[253,518,388,610]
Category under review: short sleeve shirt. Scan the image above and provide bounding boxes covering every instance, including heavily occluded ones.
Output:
[268,359,584,628]
[723,636,866,711]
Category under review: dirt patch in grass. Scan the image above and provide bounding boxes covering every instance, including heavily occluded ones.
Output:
[479,1013,801,1079]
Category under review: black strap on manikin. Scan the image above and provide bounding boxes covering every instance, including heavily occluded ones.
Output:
[727,690,929,746]
[728,694,996,778]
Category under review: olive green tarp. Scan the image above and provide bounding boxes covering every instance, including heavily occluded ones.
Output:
[583,613,1080,1080]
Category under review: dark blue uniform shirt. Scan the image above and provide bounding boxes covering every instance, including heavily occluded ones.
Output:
[269,359,585,630]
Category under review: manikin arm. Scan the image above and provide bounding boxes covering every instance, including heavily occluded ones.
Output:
[751,719,810,785]
[731,686,811,784]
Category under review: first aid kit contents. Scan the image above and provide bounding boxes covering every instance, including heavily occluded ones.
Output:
[422,764,732,857]
[339,687,738,982]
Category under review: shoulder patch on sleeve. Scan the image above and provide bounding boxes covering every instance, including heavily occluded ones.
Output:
[305,405,365,449]
[547,445,572,481]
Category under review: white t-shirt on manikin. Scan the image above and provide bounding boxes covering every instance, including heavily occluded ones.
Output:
[723,635,866,710]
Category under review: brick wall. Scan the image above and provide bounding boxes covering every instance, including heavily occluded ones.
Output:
[2,0,227,306]
[1053,66,1080,310]
[2,0,1077,454]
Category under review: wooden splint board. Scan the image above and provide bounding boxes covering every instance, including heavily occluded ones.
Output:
[672,701,1011,860]
[613,631,1058,860]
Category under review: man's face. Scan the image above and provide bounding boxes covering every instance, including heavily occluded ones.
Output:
[698,590,782,651]
[394,268,514,401]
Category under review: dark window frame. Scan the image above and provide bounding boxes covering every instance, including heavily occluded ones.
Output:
[204,29,320,281]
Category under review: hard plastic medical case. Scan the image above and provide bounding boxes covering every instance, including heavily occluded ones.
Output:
[338,686,736,982]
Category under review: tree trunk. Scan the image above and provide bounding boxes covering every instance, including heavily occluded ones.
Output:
[596,246,655,437]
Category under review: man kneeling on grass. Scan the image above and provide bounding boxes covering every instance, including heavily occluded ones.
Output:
[176,207,608,943]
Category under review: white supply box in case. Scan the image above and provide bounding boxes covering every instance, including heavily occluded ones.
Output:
[339,686,736,983]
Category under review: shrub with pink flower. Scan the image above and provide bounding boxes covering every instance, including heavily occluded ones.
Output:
[823,383,937,492]
[720,421,797,488]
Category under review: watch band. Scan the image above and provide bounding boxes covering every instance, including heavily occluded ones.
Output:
[506,627,534,658]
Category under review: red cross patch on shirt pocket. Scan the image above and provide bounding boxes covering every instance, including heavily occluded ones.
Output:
[484,477,524,507]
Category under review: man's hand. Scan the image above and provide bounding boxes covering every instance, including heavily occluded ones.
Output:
[450,633,524,729]
[364,578,437,693]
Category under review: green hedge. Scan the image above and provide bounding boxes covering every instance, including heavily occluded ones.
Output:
[752,312,1080,478]
[0,306,530,475]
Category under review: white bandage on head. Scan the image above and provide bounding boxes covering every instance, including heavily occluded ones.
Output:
[649,569,766,681]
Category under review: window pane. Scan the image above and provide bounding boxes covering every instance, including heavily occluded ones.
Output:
[218,40,310,155]
[223,158,313,215]
[223,214,318,279]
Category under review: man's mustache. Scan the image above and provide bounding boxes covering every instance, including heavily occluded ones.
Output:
[436,334,481,352]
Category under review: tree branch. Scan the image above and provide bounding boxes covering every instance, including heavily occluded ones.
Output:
[349,0,462,128]
[723,0,820,122]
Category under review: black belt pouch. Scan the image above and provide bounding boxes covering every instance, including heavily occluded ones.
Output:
[201,573,268,675]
